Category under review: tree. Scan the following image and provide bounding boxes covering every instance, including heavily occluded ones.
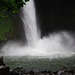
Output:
[0,0,29,13]
[0,0,29,41]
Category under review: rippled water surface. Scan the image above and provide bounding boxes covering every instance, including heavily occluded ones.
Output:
[4,55,75,71]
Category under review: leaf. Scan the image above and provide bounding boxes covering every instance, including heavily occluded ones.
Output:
[25,0,29,2]
[0,0,29,13]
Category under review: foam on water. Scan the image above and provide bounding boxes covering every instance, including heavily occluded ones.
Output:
[1,31,75,58]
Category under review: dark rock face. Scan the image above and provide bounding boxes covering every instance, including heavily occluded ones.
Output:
[34,0,75,37]
[34,0,50,37]
[11,13,27,43]
[0,57,5,66]
[0,57,10,75]
[0,66,10,75]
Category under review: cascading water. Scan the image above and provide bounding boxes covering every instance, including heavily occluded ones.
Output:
[20,0,40,47]
[0,0,75,58]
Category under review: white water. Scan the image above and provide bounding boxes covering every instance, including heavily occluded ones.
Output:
[1,0,75,58]
[20,0,40,47]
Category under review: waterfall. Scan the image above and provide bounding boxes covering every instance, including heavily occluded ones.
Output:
[20,0,40,47]
[1,0,75,57]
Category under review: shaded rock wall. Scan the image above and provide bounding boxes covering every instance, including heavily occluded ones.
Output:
[34,0,75,37]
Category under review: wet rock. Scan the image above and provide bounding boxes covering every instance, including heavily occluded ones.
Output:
[0,57,10,75]
[0,66,10,75]
[0,57,5,66]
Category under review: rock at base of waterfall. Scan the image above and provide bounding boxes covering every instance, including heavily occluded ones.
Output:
[0,57,10,75]
[0,57,5,66]
[0,66,10,75]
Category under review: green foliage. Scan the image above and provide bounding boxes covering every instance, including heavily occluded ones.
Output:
[0,0,29,13]
[0,0,29,41]
[25,0,29,2]
[0,14,6,20]
[0,13,14,41]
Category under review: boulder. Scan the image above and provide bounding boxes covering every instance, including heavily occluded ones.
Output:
[0,66,10,75]
[0,57,5,66]
[0,57,10,75]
